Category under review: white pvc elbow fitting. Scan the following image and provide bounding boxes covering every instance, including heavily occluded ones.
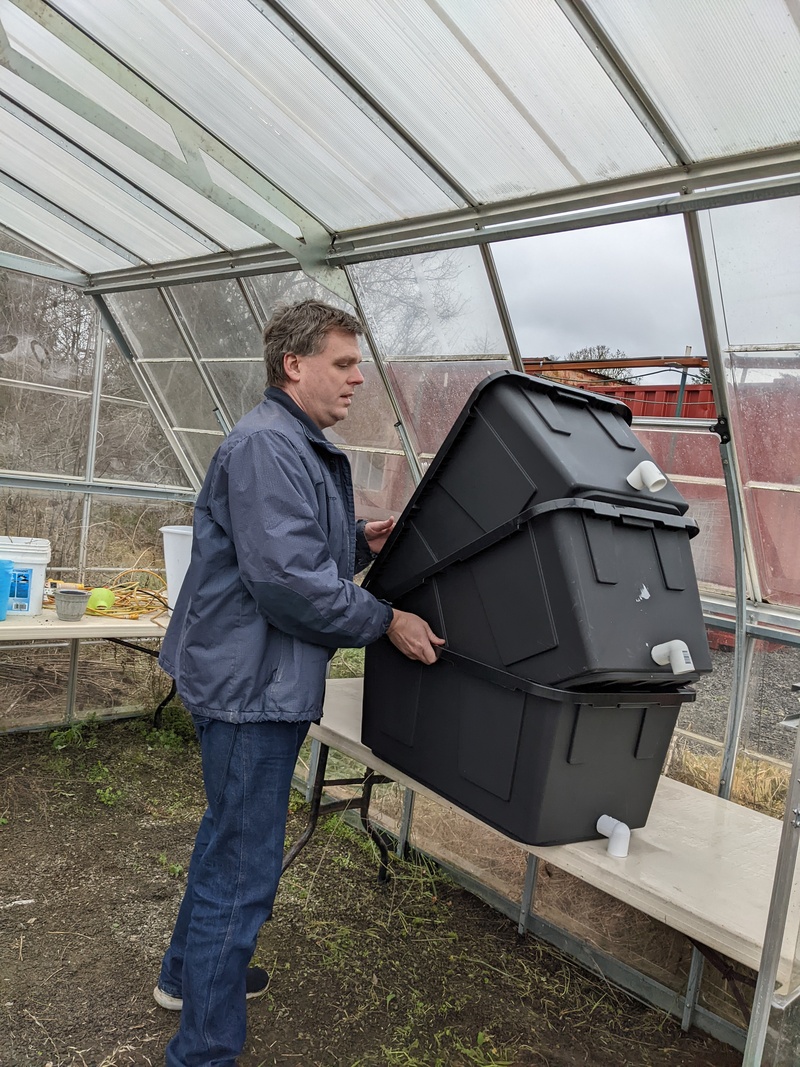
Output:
[651,639,695,675]
[596,815,630,858]
[626,460,668,492]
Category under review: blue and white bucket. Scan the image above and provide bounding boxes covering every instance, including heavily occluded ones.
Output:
[0,536,51,616]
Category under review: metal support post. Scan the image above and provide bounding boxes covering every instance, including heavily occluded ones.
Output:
[518,855,540,935]
[64,638,80,724]
[682,947,705,1031]
[742,718,800,1066]
[305,737,322,804]
[396,787,416,858]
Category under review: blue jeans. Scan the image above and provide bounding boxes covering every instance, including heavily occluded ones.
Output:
[159,717,310,1067]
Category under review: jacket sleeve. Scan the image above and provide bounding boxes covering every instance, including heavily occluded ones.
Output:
[210,431,393,649]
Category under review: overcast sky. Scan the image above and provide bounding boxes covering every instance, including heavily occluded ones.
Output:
[493,214,707,377]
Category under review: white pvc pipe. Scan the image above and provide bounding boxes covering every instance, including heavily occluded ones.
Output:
[651,639,695,675]
[596,815,630,858]
[626,460,668,492]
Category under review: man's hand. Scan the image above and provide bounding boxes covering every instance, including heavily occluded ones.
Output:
[364,516,396,554]
[387,609,446,665]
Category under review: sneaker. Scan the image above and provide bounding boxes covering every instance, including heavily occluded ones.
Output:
[153,966,270,1011]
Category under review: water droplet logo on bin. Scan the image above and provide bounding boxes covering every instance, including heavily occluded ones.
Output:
[636,584,651,602]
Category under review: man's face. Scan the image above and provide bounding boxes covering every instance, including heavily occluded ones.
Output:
[284,328,365,430]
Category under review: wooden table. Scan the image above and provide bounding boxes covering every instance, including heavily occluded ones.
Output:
[315,678,799,995]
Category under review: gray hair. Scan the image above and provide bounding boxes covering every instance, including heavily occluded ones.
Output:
[263,299,364,387]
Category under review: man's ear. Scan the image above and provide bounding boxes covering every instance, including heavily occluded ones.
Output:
[283,351,302,382]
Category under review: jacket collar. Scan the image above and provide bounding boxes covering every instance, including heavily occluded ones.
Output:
[264,387,344,454]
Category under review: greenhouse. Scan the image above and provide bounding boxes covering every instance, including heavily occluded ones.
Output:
[0,1,799,1064]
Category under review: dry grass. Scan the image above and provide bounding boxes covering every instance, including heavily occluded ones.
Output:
[667,740,790,820]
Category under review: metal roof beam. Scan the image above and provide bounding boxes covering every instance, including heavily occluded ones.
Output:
[86,246,300,293]
[330,159,800,263]
[81,160,800,290]
[0,249,86,285]
[1,0,350,300]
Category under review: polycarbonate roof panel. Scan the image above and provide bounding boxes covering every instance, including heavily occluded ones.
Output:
[50,0,456,229]
[588,0,800,159]
[285,0,670,198]
[0,180,129,272]
[0,67,265,253]
[0,107,212,263]
[3,2,184,160]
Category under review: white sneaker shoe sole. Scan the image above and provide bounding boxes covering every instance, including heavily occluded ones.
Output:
[153,977,270,1011]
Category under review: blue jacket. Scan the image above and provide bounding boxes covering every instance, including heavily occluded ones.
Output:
[159,388,393,722]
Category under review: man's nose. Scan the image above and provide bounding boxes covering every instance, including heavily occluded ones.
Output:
[351,365,365,385]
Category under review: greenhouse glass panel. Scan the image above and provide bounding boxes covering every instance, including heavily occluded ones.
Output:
[0,230,49,261]
[746,487,800,607]
[0,488,83,572]
[204,362,266,425]
[0,267,95,391]
[727,355,800,487]
[168,281,261,362]
[734,638,800,772]
[106,291,191,361]
[709,200,800,348]
[51,0,452,228]
[286,0,668,198]
[494,217,705,361]
[174,430,223,478]
[144,362,220,433]
[388,360,512,458]
[679,482,735,595]
[1,382,89,477]
[72,638,166,725]
[0,642,72,732]
[674,634,735,752]
[352,248,509,359]
[94,398,192,488]
[0,183,127,272]
[589,0,800,159]
[101,337,146,403]
[85,496,192,579]
[344,450,416,521]
[247,271,357,323]
[325,363,400,452]
[633,426,723,483]
[632,426,732,593]
[705,198,800,607]
[0,108,209,263]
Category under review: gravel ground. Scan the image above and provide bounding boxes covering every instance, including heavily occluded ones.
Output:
[679,644,800,764]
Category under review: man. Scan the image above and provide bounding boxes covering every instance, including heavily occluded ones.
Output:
[154,299,444,1066]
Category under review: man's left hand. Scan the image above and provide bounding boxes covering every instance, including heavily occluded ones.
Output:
[364,517,396,554]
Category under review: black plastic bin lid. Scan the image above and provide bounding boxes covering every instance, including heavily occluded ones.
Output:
[366,370,689,600]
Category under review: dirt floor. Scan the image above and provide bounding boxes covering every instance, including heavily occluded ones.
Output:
[0,710,743,1067]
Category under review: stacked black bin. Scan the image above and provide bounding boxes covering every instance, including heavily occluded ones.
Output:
[362,371,711,846]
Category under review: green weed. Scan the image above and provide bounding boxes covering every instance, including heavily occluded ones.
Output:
[96,786,123,807]
[158,852,185,878]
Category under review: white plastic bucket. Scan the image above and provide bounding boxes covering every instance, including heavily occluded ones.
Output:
[0,536,51,617]
[160,526,193,610]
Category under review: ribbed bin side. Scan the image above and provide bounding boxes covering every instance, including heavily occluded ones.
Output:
[366,371,688,600]
[390,502,711,689]
[362,641,692,847]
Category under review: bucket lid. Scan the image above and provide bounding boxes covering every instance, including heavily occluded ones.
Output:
[0,536,51,548]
